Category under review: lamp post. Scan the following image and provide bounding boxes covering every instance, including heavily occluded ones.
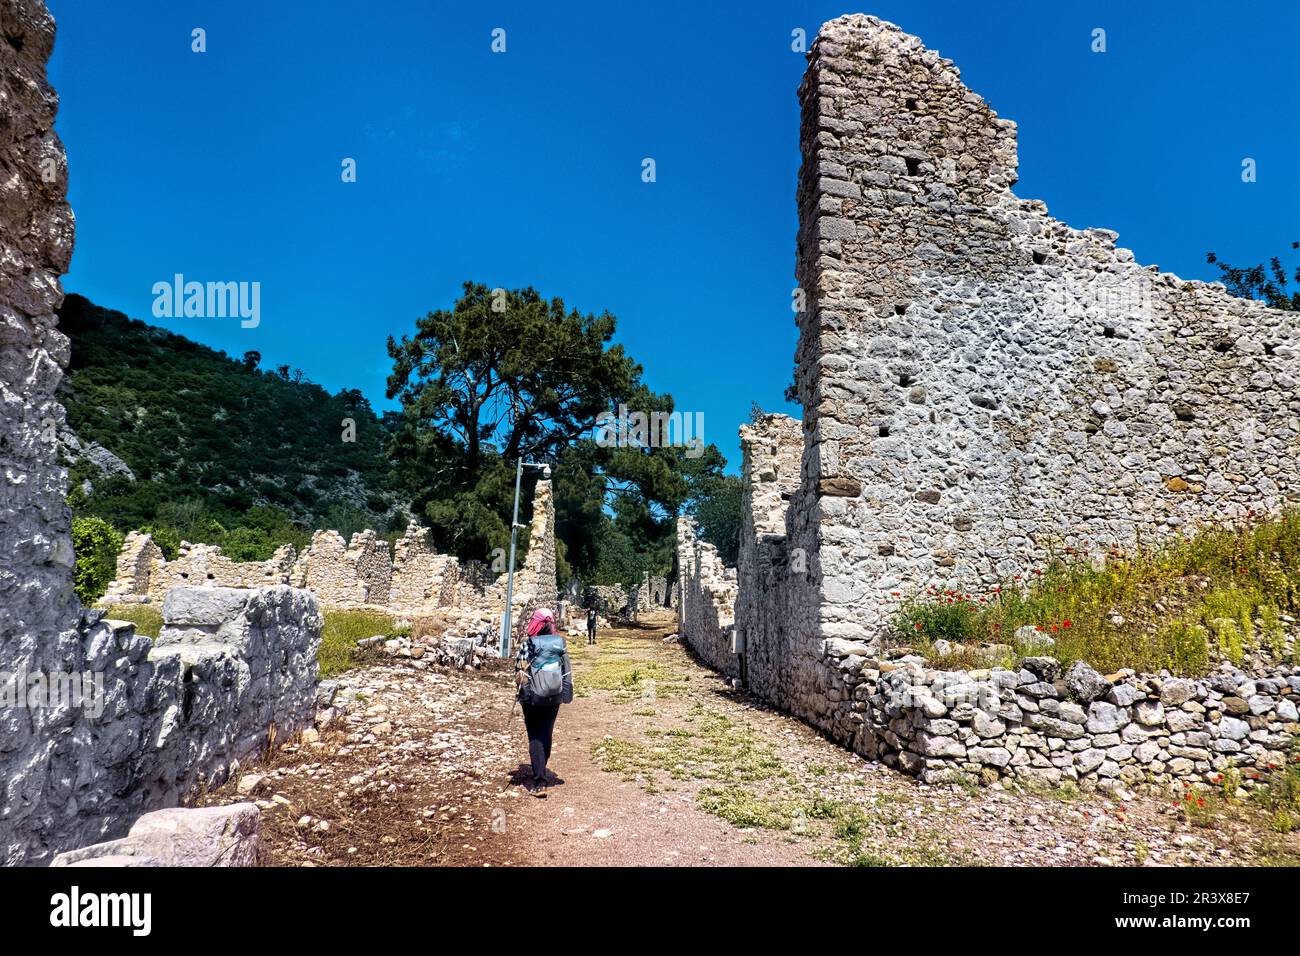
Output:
[499,459,552,659]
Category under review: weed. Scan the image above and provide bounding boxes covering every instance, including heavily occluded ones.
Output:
[104,603,163,639]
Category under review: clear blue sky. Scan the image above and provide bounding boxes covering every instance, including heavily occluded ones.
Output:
[47,0,1300,471]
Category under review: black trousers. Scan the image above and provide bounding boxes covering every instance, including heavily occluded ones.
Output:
[521,701,560,782]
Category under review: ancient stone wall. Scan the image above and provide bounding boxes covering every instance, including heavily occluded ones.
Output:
[734,414,805,707]
[295,529,392,606]
[0,0,79,676]
[3,585,320,865]
[629,572,670,610]
[704,14,1300,790]
[0,2,324,864]
[516,478,558,606]
[821,648,1299,794]
[674,518,739,678]
[793,14,1300,652]
[389,523,461,609]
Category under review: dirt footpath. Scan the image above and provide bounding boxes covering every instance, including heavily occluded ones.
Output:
[206,610,1299,867]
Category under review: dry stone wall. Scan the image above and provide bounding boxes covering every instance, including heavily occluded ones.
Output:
[4,586,320,865]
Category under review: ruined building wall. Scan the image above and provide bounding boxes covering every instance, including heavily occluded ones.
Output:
[0,2,323,864]
[734,414,804,706]
[516,478,558,606]
[794,14,1300,650]
[674,518,739,678]
[295,529,392,607]
[709,13,1300,781]
[100,478,561,619]
[389,523,461,609]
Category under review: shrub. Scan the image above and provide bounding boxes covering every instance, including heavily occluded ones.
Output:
[71,516,123,604]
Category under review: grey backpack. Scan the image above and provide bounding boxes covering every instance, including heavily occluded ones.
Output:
[523,634,567,703]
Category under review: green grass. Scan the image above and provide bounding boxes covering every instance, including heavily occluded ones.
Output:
[319,609,400,678]
[104,603,164,639]
[891,510,1300,675]
[592,707,788,787]
[572,638,693,702]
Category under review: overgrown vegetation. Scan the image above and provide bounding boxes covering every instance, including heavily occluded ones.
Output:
[71,516,123,604]
[570,637,693,701]
[60,294,400,544]
[103,603,163,639]
[319,609,406,679]
[64,287,742,595]
[892,512,1300,675]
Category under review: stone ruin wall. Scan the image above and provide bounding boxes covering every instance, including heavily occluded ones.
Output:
[676,14,1300,792]
[514,478,558,608]
[674,518,739,678]
[0,1,322,865]
[734,414,806,707]
[100,478,560,618]
[792,14,1300,652]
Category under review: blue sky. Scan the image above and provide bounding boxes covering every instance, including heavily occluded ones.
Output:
[47,0,1300,470]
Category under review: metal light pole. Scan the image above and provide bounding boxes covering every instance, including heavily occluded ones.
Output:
[499,459,551,659]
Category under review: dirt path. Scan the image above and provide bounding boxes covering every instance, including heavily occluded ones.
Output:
[203,610,1299,867]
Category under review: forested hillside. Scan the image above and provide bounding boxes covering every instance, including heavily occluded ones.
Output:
[58,294,403,558]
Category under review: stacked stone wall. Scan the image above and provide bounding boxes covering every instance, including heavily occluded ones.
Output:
[3,585,321,865]
[674,518,739,678]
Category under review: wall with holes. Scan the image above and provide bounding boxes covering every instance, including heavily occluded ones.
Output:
[790,14,1300,652]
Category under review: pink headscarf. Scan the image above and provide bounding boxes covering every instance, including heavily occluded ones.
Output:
[526,607,555,637]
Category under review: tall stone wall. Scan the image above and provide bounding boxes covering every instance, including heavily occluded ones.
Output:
[735,414,805,707]
[794,14,1300,650]
[0,2,324,864]
[0,0,79,662]
[710,14,1300,790]
[517,478,558,606]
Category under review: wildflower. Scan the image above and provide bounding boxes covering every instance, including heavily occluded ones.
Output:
[1062,620,1073,629]
[1196,799,1205,809]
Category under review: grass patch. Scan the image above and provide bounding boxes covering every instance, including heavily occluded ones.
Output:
[891,510,1300,675]
[573,639,693,702]
[320,608,400,678]
[104,604,163,639]
[592,707,788,788]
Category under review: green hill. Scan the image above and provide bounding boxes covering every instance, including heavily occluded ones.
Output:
[58,293,404,557]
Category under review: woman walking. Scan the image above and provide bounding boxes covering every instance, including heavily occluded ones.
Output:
[515,608,573,797]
